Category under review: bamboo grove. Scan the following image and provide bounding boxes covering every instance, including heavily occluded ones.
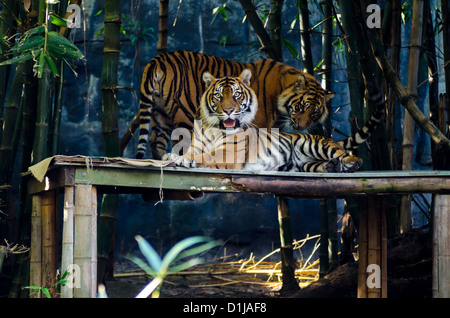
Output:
[1,0,450,297]
[0,0,84,296]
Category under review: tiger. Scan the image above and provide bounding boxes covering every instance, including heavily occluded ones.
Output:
[136,50,335,160]
[162,70,385,173]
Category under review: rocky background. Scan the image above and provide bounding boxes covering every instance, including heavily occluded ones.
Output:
[56,0,434,259]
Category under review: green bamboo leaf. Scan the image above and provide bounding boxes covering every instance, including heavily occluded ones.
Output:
[36,51,45,78]
[23,286,42,290]
[173,240,219,263]
[134,235,162,272]
[128,254,158,277]
[0,50,37,66]
[167,258,205,273]
[94,27,105,37]
[23,25,46,37]
[49,13,69,28]
[41,287,51,298]
[47,31,84,60]
[16,36,45,53]
[44,54,60,77]
[160,236,213,270]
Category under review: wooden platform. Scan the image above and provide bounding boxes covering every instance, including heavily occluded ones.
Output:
[25,155,450,298]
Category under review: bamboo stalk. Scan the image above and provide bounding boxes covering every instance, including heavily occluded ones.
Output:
[400,0,424,234]
[98,0,122,283]
[367,196,381,298]
[297,0,313,74]
[277,197,299,292]
[41,190,57,297]
[268,0,284,61]
[74,184,97,298]
[357,198,368,298]
[61,186,74,298]
[433,194,450,298]
[359,0,450,151]
[237,0,278,60]
[157,0,169,55]
[30,195,42,298]
[0,0,19,136]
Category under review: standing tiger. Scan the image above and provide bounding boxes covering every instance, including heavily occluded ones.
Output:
[162,70,385,173]
[136,50,334,159]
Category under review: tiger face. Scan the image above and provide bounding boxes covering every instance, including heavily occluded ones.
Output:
[199,69,258,133]
[277,73,335,131]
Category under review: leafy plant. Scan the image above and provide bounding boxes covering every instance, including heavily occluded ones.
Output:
[129,235,218,298]
[23,270,70,298]
[0,0,84,78]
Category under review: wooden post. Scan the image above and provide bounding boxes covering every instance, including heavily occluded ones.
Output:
[433,194,450,298]
[277,197,299,292]
[61,187,74,298]
[30,195,42,298]
[74,184,98,298]
[41,190,58,297]
[358,195,387,298]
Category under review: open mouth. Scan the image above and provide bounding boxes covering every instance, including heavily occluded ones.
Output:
[222,118,237,128]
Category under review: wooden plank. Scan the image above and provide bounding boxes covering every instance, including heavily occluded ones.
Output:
[29,195,42,298]
[61,187,74,298]
[74,184,98,298]
[433,194,450,298]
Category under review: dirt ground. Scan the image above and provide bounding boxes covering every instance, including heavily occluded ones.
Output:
[104,227,432,298]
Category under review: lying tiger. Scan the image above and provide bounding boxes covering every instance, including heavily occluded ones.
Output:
[137,50,335,160]
[162,70,384,173]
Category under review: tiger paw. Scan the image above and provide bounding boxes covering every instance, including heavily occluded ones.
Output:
[341,155,363,172]
[162,153,196,168]
[324,158,341,172]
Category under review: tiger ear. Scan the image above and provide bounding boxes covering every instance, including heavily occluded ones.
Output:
[203,72,215,87]
[239,69,252,86]
[324,91,335,101]
[294,74,306,92]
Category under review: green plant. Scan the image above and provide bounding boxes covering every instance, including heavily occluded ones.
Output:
[0,0,84,77]
[129,235,218,298]
[23,270,70,298]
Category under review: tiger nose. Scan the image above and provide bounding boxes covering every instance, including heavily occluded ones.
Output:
[224,107,234,115]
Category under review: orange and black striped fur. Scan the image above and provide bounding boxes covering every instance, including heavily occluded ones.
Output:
[163,71,385,173]
[136,50,334,159]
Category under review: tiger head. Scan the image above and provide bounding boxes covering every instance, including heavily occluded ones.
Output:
[277,73,335,131]
[199,69,258,132]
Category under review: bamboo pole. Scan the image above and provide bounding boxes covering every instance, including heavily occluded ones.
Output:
[98,0,121,283]
[297,0,313,74]
[359,0,450,151]
[357,198,368,298]
[157,0,169,55]
[41,190,58,297]
[74,184,98,298]
[237,0,278,60]
[367,196,381,298]
[29,195,42,298]
[277,197,299,292]
[441,0,450,97]
[433,194,450,298]
[61,186,74,298]
[268,0,284,62]
[400,0,424,234]
[0,0,19,136]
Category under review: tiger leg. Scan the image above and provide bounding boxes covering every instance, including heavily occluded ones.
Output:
[302,158,341,172]
[136,101,152,159]
[149,111,173,160]
[340,154,363,172]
